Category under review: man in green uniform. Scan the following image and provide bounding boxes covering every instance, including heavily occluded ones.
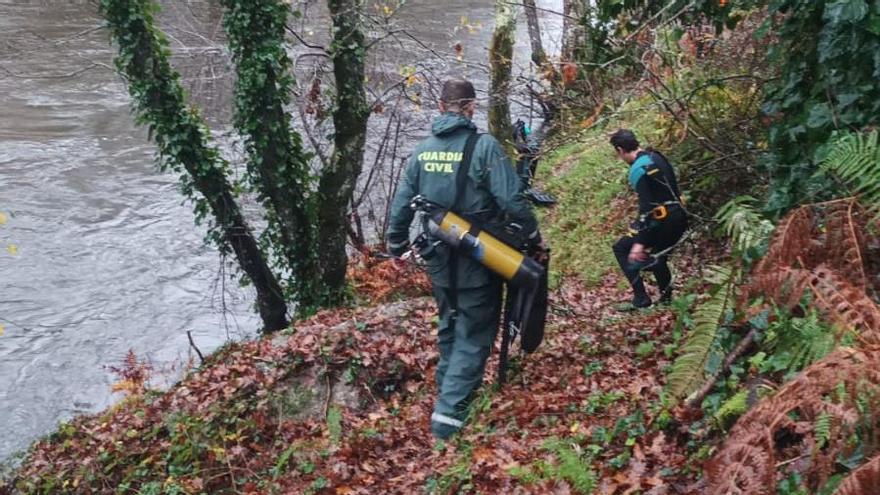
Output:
[387,79,542,439]
[610,129,688,310]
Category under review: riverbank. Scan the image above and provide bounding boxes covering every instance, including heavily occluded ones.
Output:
[2,111,725,493]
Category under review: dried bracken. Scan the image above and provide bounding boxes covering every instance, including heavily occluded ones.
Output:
[754,204,814,274]
[822,199,869,293]
[743,199,879,337]
[707,198,880,493]
[707,347,880,494]
[832,453,880,495]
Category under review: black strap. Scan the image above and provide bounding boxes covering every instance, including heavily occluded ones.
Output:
[448,132,481,331]
[453,132,482,211]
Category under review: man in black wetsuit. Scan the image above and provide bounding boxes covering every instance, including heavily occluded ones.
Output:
[610,129,688,310]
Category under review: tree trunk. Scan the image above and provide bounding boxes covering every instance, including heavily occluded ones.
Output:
[318,0,371,304]
[561,0,586,63]
[221,0,323,313]
[489,0,516,145]
[99,0,289,332]
[522,0,547,68]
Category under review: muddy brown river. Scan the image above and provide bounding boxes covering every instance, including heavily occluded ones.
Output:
[0,0,562,461]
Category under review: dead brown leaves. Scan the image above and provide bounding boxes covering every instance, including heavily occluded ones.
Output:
[707,198,880,494]
[12,245,716,494]
[347,250,431,304]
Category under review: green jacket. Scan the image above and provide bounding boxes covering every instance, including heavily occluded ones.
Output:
[387,112,539,288]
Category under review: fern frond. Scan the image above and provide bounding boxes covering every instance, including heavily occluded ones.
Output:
[756,205,815,273]
[823,131,880,212]
[665,265,737,405]
[832,453,880,495]
[808,265,880,340]
[823,198,869,292]
[814,412,832,448]
[764,308,836,373]
[714,196,775,254]
[707,347,880,495]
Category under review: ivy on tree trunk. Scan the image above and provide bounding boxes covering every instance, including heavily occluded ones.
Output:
[99,0,289,332]
[489,0,516,146]
[318,0,371,304]
[221,0,323,313]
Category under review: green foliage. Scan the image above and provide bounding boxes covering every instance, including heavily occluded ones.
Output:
[714,196,774,260]
[762,0,880,211]
[272,444,298,479]
[427,442,474,494]
[221,0,322,311]
[713,389,749,428]
[327,406,343,444]
[814,411,832,448]
[510,437,597,494]
[759,308,837,376]
[664,265,738,405]
[635,341,655,358]
[822,130,880,211]
[778,472,810,495]
[542,439,597,494]
[583,390,625,415]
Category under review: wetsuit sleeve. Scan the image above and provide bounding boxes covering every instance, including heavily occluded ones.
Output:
[386,154,419,255]
[483,137,540,239]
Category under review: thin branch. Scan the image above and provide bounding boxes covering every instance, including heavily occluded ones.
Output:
[187,330,206,364]
[285,25,327,51]
[686,326,758,409]
[0,63,111,79]
[500,1,577,20]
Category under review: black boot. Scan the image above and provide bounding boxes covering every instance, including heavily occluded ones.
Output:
[658,286,673,305]
[615,276,652,312]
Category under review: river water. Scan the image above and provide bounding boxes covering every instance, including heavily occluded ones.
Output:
[0,0,562,461]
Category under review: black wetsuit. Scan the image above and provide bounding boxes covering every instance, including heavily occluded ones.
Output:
[612,149,688,306]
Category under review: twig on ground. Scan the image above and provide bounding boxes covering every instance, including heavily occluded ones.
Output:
[686,326,758,409]
[187,330,206,364]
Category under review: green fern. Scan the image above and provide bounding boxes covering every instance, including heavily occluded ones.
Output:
[664,265,738,405]
[822,131,880,211]
[714,196,775,254]
[814,412,832,449]
[763,308,836,374]
[539,437,597,495]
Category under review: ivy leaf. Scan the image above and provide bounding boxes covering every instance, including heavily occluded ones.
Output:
[868,14,880,35]
[806,103,833,129]
[824,0,869,24]
[836,92,860,109]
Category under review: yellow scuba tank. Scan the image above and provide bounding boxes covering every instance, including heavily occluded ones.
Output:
[412,196,544,290]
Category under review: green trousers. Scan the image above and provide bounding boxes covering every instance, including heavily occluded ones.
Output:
[430,280,503,438]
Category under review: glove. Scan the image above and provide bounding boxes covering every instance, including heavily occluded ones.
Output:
[387,239,410,258]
